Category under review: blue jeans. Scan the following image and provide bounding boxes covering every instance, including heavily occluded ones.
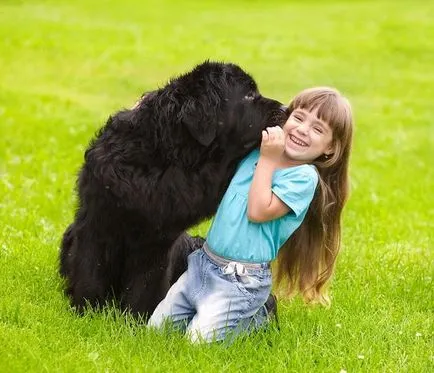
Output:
[148,245,272,343]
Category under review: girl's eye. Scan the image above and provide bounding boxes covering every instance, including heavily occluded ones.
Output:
[314,127,323,134]
[293,115,302,122]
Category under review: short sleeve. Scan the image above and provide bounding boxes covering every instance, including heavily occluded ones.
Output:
[272,165,318,217]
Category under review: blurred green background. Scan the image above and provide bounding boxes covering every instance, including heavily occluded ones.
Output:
[0,0,433,372]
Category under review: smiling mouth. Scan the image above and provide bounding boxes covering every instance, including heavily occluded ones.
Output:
[289,135,308,147]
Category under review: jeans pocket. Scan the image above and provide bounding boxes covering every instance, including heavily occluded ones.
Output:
[230,273,253,299]
[231,271,269,300]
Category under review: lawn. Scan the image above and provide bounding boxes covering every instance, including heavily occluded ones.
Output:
[0,0,433,372]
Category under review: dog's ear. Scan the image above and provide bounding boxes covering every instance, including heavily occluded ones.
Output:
[180,98,216,147]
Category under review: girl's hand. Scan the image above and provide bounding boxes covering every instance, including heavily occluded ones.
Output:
[260,126,285,161]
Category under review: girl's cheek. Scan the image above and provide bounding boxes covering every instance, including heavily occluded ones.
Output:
[285,121,296,131]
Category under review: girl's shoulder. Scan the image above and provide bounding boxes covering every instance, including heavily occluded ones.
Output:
[276,163,318,185]
[235,148,260,172]
[243,148,260,164]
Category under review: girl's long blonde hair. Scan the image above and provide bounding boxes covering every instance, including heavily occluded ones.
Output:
[276,87,354,305]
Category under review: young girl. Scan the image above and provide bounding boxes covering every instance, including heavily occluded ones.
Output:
[148,87,354,343]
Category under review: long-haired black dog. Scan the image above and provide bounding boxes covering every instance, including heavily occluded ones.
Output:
[60,61,287,318]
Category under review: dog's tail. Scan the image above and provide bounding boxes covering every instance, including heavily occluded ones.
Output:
[165,233,205,287]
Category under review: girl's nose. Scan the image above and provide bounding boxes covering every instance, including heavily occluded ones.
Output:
[296,123,308,135]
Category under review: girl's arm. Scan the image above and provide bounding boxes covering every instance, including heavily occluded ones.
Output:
[247,127,291,223]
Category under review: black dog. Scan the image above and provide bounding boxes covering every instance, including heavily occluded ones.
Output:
[60,61,287,317]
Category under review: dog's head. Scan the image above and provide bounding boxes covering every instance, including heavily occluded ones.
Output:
[156,61,288,157]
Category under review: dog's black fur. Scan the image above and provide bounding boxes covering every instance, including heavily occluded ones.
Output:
[60,61,287,317]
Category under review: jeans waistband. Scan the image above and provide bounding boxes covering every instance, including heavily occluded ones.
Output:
[203,242,270,270]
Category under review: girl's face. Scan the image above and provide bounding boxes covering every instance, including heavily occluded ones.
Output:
[282,107,334,163]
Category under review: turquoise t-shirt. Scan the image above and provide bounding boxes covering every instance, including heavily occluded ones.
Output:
[206,149,318,263]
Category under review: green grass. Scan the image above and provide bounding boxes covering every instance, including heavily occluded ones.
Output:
[1,0,433,371]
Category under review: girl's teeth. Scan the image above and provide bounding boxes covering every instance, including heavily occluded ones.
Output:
[290,135,307,146]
